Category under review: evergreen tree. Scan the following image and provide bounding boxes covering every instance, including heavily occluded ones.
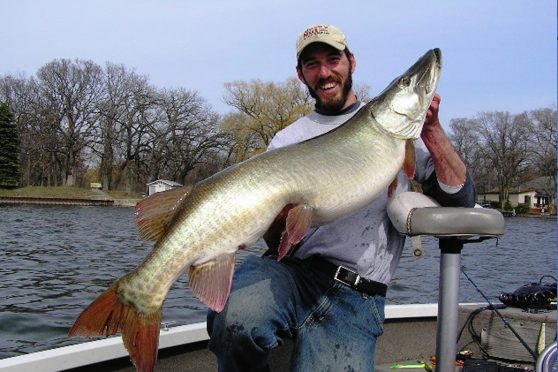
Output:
[0,102,21,187]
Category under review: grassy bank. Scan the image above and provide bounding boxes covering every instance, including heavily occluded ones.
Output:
[0,186,141,200]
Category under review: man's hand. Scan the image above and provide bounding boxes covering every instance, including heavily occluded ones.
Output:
[419,93,467,187]
[423,94,441,130]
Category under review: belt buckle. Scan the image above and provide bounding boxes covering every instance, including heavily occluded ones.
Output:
[334,265,361,287]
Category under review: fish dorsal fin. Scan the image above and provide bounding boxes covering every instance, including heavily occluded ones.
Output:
[189,253,235,312]
[277,204,314,261]
[403,139,416,180]
[135,185,192,241]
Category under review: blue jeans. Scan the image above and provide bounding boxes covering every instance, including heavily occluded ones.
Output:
[207,255,385,371]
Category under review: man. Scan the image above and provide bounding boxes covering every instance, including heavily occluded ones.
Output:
[208,24,475,371]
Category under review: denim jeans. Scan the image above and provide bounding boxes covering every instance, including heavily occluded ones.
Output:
[207,255,385,371]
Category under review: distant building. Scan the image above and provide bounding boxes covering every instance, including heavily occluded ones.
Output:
[146,179,183,196]
[477,176,555,210]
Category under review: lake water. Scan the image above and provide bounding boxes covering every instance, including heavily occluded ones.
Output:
[0,205,555,359]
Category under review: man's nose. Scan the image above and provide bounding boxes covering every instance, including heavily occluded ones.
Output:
[317,63,332,78]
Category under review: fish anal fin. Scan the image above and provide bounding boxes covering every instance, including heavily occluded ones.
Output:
[403,139,416,179]
[277,204,313,261]
[68,285,162,372]
[135,185,192,241]
[189,253,235,312]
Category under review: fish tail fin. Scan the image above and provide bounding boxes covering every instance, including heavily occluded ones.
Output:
[68,285,162,372]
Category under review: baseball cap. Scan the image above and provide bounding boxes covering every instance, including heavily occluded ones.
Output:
[296,24,349,60]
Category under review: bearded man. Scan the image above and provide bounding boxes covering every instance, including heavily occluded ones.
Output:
[207,24,475,372]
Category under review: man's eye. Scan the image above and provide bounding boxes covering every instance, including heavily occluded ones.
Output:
[328,57,341,65]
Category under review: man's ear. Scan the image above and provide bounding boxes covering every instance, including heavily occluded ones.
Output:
[349,54,356,73]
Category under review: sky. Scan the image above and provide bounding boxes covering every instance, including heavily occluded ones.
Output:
[2,1,556,128]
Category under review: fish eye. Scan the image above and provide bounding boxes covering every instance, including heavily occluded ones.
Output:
[400,77,411,87]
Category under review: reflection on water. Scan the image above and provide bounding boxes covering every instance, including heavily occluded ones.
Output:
[0,205,555,358]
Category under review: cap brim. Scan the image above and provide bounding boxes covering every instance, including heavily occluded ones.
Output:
[297,40,346,59]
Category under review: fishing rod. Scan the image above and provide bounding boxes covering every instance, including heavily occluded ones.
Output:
[460,266,537,360]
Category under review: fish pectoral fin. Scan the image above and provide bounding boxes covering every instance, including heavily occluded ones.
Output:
[135,185,192,241]
[403,139,416,180]
[189,253,235,312]
[277,204,314,261]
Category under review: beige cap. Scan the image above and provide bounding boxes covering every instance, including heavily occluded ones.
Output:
[296,24,349,60]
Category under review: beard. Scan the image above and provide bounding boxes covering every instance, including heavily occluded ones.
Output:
[306,72,353,114]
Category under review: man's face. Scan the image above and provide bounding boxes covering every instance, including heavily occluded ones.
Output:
[297,43,356,113]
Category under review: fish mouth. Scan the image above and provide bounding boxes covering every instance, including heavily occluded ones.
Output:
[416,48,442,95]
[433,48,442,68]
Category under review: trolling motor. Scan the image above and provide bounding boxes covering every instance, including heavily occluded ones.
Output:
[499,275,557,312]
[388,192,505,372]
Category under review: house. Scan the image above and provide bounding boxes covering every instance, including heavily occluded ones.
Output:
[477,176,555,210]
[146,179,183,196]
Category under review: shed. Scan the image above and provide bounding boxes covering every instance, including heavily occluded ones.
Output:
[147,179,183,196]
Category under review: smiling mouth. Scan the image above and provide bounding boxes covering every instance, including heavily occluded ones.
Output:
[319,80,339,93]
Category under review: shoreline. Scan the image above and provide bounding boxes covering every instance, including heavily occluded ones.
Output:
[1,196,555,218]
[0,196,140,207]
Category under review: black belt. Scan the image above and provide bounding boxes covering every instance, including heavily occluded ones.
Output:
[308,257,387,297]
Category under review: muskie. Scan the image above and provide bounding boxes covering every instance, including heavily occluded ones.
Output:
[69,48,442,371]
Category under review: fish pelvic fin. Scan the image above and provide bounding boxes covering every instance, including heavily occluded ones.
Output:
[387,178,398,199]
[189,253,235,312]
[68,285,162,372]
[277,204,313,261]
[135,185,192,241]
[403,139,416,180]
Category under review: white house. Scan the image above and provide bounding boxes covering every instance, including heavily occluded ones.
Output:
[146,179,183,196]
[477,176,555,210]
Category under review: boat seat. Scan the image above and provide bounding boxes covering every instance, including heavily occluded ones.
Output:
[387,191,505,372]
[388,191,504,238]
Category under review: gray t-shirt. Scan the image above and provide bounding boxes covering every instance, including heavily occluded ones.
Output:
[267,103,434,284]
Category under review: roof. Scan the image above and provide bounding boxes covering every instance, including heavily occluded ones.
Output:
[479,176,555,195]
[146,179,183,187]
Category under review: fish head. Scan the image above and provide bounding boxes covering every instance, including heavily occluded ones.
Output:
[370,48,442,139]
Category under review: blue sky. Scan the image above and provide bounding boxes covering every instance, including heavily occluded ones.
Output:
[2,1,556,128]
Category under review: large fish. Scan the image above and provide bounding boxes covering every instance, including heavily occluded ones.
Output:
[69,48,442,372]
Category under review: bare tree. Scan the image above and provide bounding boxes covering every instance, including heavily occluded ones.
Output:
[447,117,495,193]
[525,106,557,203]
[36,59,104,186]
[113,75,158,193]
[152,88,225,184]
[475,111,533,204]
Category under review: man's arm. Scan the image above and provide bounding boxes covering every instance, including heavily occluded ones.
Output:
[420,94,476,207]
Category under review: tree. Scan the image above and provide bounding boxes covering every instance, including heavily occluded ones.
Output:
[147,88,225,185]
[448,117,494,193]
[475,111,533,204]
[0,102,21,187]
[525,106,557,205]
[36,59,104,186]
[222,78,313,159]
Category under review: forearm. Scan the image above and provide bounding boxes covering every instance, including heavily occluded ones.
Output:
[420,119,466,187]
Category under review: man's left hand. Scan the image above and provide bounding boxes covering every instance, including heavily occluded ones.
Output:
[423,93,441,129]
